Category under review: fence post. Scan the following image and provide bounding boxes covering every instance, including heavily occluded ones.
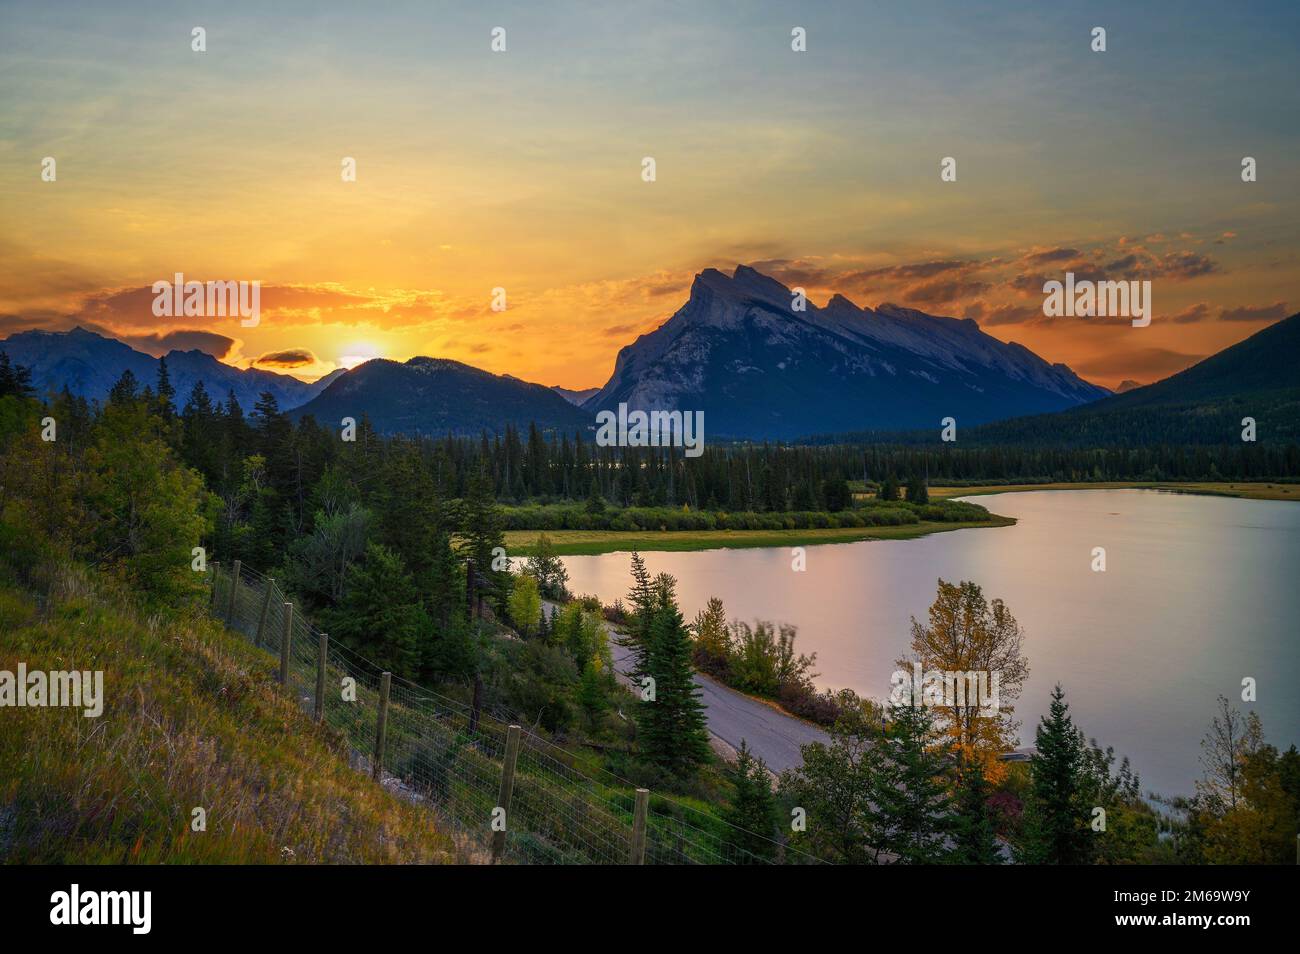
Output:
[226,559,242,625]
[279,603,293,685]
[372,672,391,781]
[491,724,522,864]
[629,788,649,865]
[255,577,276,647]
[314,633,328,723]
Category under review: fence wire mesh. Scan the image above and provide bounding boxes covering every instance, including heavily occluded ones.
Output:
[204,562,821,865]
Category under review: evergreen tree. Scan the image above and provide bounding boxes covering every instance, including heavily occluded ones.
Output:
[576,657,610,732]
[326,543,427,679]
[724,741,777,862]
[155,355,176,417]
[637,575,710,781]
[869,703,954,864]
[906,473,929,504]
[108,368,140,405]
[952,756,1001,864]
[877,474,900,501]
[1021,684,1090,864]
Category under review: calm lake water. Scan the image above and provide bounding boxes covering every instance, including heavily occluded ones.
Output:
[559,490,1300,796]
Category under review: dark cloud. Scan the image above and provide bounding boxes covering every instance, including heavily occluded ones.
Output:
[903,278,991,306]
[122,329,236,358]
[1218,301,1289,322]
[253,348,316,368]
[1168,302,1211,324]
[1020,247,1080,265]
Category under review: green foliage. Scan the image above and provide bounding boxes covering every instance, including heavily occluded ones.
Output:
[634,572,711,784]
[507,572,542,637]
[724,742,777,862]
[324,543,428,679]
[525,531,569,599]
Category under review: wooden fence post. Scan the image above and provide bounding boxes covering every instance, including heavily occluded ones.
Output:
[491,725,522,864]
[226,559,242,625]
[629,788,649,865]
[372,672,391,781]
[279,602,293,685]
[314,633,328,723]
[255,577,275,648]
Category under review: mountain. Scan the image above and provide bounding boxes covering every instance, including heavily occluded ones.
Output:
[968,311,1300,446]
[0,327,336,411]
[586,265,1107,440]
[289,356,590,435]
[1114,379,1142,393]
[552,385,600,406]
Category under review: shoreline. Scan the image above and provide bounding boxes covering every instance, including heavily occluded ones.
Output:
[931,480,1298,503]
[505,515,1016,556]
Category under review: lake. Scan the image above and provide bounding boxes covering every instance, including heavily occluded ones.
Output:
[557,490,1300,796]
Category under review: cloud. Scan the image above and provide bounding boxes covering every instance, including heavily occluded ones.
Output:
[1218,301,1289,322]
[120,329,236,358]
[1168,302,1211,324]
[253,348,317,368]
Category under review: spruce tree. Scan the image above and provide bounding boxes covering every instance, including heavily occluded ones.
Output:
[952,756,1001,864]
[637,576,710,782]
[1022,684,1090,864]
[724,741,777,862]
[869,703,954,864]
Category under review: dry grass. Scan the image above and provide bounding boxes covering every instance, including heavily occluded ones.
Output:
[0,563,469,864]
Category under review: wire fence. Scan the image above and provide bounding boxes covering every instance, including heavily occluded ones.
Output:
[206,559,821,865]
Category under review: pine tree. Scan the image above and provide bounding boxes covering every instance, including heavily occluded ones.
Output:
[952,756,1001,864]
[1022,684,1090,864]
[724,741,777,862]
[108,369,139,405]
[869,703,954,864]
[155,355,176,417]
[637,575,710,782]
[878,474,900,501]
[325,543,427,679]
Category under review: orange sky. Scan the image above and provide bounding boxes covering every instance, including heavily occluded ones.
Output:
[2,2,1297,391]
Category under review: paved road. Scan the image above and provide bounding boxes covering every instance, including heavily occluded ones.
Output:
[545,601,830,773]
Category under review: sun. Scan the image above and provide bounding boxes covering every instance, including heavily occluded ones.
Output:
[338,344,382,370]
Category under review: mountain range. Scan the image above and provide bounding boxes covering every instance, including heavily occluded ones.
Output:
[7,268,1289,445]
[0,327,342,412]
[287,357,589,435]
[966,309,1300,446]
[584,265,1108,439]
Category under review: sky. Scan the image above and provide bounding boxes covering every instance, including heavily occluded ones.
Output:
[1,0,1298,391]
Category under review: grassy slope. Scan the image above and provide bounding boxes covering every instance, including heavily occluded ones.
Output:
[505,516,1015,556]
[928,481,1300,502]
[0,565,464,864]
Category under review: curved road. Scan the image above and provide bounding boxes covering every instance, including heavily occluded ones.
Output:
[545,601,831,774]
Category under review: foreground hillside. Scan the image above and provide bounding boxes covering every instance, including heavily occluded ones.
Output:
[0,561,464,864]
